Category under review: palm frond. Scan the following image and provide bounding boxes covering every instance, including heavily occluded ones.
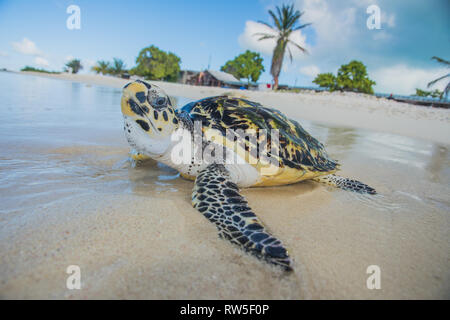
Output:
[288,40,308,54]
[256,34,277,41]
[427,73,450,88]
[268,10,281,30]
[431,56,450,66]
[257,20,275,29]
[285,11,301,29]
[253,32,277,41]
[276,6,283,27]
[287,47,293,63]
[293,23,312,31]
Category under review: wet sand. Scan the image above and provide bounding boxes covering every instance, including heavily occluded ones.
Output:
[0,72,449,299]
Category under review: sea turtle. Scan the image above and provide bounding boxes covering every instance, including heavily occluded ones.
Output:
[121,80,376,271]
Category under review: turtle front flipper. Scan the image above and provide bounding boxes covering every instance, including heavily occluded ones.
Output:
[313,174,376,194]
[192,164,292,271]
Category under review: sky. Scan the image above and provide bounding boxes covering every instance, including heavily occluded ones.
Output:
[0,0,449,94]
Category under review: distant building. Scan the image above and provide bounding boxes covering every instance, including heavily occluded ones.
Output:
[178,70,199,84]
[184,70,257,90]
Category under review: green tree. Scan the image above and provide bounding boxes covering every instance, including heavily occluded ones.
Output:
[336,60,376,94]
[221,50,265,83]
[65,59,83,74]
[91,60,110,75]
[254,4,310,90]
[313,60,376,94]
[427,56,449,100]
[312,73,337,91]
[110,58,127,75]
[131,46,181,82]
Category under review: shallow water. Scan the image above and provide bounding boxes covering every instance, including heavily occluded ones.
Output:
[0,72,449,299]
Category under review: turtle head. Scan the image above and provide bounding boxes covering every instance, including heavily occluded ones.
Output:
[121,80,179,155]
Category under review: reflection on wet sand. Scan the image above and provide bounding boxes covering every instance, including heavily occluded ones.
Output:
[426,145,449,183]
[324,127,358,154]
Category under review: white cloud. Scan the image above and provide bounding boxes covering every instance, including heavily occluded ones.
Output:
[298,0,357,49]
[299,65,320,78]
[34,57,49,67]
[238,20,309,59]
[372,65,448,95]
[12,38,42,56]
[0,51,9,57]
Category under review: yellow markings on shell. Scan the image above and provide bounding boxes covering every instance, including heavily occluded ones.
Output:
[202,127,283,177]
[201,126,337,187]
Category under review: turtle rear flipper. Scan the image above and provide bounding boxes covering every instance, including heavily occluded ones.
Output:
[192,164,292,271]
[313,174,376,194]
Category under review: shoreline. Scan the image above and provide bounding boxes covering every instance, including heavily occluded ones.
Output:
[15,71,450,145]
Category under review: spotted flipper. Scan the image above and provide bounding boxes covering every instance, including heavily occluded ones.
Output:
[192,164,292,271]
[313,174,376,194]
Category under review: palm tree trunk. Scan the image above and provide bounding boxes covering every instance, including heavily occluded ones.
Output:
[270,39,286,91]
[273,76,279,90]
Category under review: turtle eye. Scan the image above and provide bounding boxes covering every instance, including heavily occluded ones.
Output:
[153,97,167,107]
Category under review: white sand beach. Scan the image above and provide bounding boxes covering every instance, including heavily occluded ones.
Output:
[0,71,449,299]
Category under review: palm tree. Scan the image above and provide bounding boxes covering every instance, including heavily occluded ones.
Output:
[65,59,83,74]
[254,4,310,90]
[427,56,449,100]
[110,58,126,75]
[91,60,111,75]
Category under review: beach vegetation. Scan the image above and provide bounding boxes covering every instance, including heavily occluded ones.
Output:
[91,58,127,76]
[313,60,376,94]
[221,50,265,84]
[131,45,181,82]
[109,58,127,75]
[91,60,111,75]
[20,66,60,74]
[414,88,443,99]
[65,59,83,74]
[254,4,310,90]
